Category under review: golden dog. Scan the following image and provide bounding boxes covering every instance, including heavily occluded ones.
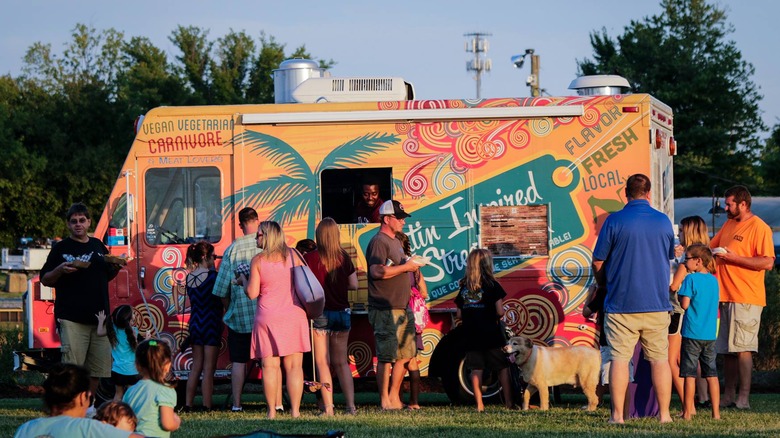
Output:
[504,336,600,411]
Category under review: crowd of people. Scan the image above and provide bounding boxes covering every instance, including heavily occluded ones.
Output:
[18,176,775,435]
[591,176,775,423]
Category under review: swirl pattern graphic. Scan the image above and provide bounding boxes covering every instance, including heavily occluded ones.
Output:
[507,125,530,149]
[548,245,591,287]
[530,118,553,136]
[380,101,402,110]
[432,156,465,194]
[454,135,485,167]
[503,294,559,342]
[161,247,182,267]
[134,303,163,337]
[548,246,594,314]
[157,332,177,353]
[395,122,412,135]
[541,282,569,310]
[502,298,528,335]
[580,107,601,127]
[348,341,374,377]
[173,349,192,373]
[417,330,441,374]
[153,267,175,296]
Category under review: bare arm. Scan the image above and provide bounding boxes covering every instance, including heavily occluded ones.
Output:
[669,264,688,292]
[245,256,262,300]
[495,298,505,318]
[715,249,774,271]
[159,405,181,431]
[347,272,358,291]
[95,311,107,337]
[592,260,606,287]
[680,296,691,311]
[41,262,76,287]
[369,262,417,280]
[582,284,598,319]
[417,274,428,300]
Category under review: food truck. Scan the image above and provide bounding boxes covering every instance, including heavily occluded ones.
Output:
[19,60,676,403]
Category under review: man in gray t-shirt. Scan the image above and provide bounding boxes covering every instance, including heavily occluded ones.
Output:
[367,200,419,410]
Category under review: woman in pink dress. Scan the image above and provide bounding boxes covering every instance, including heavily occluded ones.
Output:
[245,221,311,419]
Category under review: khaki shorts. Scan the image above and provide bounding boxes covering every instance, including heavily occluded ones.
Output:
[605,312,670,362]
[600,346,634,385]
[716,302,763,354]
[368,308,416,363]
[58,319,112,378]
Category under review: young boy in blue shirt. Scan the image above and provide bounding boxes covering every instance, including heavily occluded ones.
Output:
[677,243,721,420]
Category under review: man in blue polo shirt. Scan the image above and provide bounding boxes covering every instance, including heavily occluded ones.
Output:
[592,174,675,424]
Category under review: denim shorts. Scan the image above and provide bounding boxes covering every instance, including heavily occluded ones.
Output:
[680,337,717,378]
[312,309,352,333]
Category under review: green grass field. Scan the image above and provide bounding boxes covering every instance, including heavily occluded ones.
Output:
[2,391,780,437]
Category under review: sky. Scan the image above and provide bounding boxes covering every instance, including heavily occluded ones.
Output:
[1,0,778,135]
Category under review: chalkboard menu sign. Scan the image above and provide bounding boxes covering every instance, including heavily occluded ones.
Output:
[480,205,549,257]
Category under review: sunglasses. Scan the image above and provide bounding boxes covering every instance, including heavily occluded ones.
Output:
[684,256,699,261]
[256,232,264,238]
[69,218,88,224]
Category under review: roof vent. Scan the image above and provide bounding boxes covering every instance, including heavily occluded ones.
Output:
[272,59,325,104]
[568,75,631,96]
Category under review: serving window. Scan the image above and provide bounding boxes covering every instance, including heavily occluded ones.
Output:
[320,168,393,225]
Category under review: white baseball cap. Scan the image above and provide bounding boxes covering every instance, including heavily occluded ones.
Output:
[378,200,411,219]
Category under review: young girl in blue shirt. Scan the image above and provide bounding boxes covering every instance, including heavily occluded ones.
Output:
[97,305,142,401]
[123,339,181,437]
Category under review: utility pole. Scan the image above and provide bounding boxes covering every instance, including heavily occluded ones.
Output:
[464,32,492,99]
[511,49,540,97]
[528,52,540,97]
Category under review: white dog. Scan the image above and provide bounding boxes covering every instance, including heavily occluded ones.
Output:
[504,336,600,411]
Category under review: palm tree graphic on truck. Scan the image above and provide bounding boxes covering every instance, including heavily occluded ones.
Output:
[222,130,402,236]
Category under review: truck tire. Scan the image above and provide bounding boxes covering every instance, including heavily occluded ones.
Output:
[430,327,502,405]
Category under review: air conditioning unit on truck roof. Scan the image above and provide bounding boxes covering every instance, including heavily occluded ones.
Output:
[292,76,414,103]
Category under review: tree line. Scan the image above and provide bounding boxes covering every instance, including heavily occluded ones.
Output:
[0,25,333,247]
[0,0,778,248]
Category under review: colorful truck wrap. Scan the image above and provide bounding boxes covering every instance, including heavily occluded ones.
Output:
[24,91,675,402]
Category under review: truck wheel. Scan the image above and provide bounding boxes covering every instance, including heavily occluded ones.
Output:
[432,328,502,405]
[455,357,503,403]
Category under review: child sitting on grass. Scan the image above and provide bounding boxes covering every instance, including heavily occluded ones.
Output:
[14,363,142,438]
[94,400,138,432]
[123,339,181,437]
[677,243,721,420]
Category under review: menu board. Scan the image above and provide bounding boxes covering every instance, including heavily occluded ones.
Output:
[480,205,549,257]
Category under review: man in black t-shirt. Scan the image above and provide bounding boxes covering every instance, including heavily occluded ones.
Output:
[41,203,120,404]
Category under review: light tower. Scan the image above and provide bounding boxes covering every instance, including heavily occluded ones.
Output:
[464,32,492,99]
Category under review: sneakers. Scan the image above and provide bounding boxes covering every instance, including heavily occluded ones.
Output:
[231,406,243,412]
[85,405,97,418]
